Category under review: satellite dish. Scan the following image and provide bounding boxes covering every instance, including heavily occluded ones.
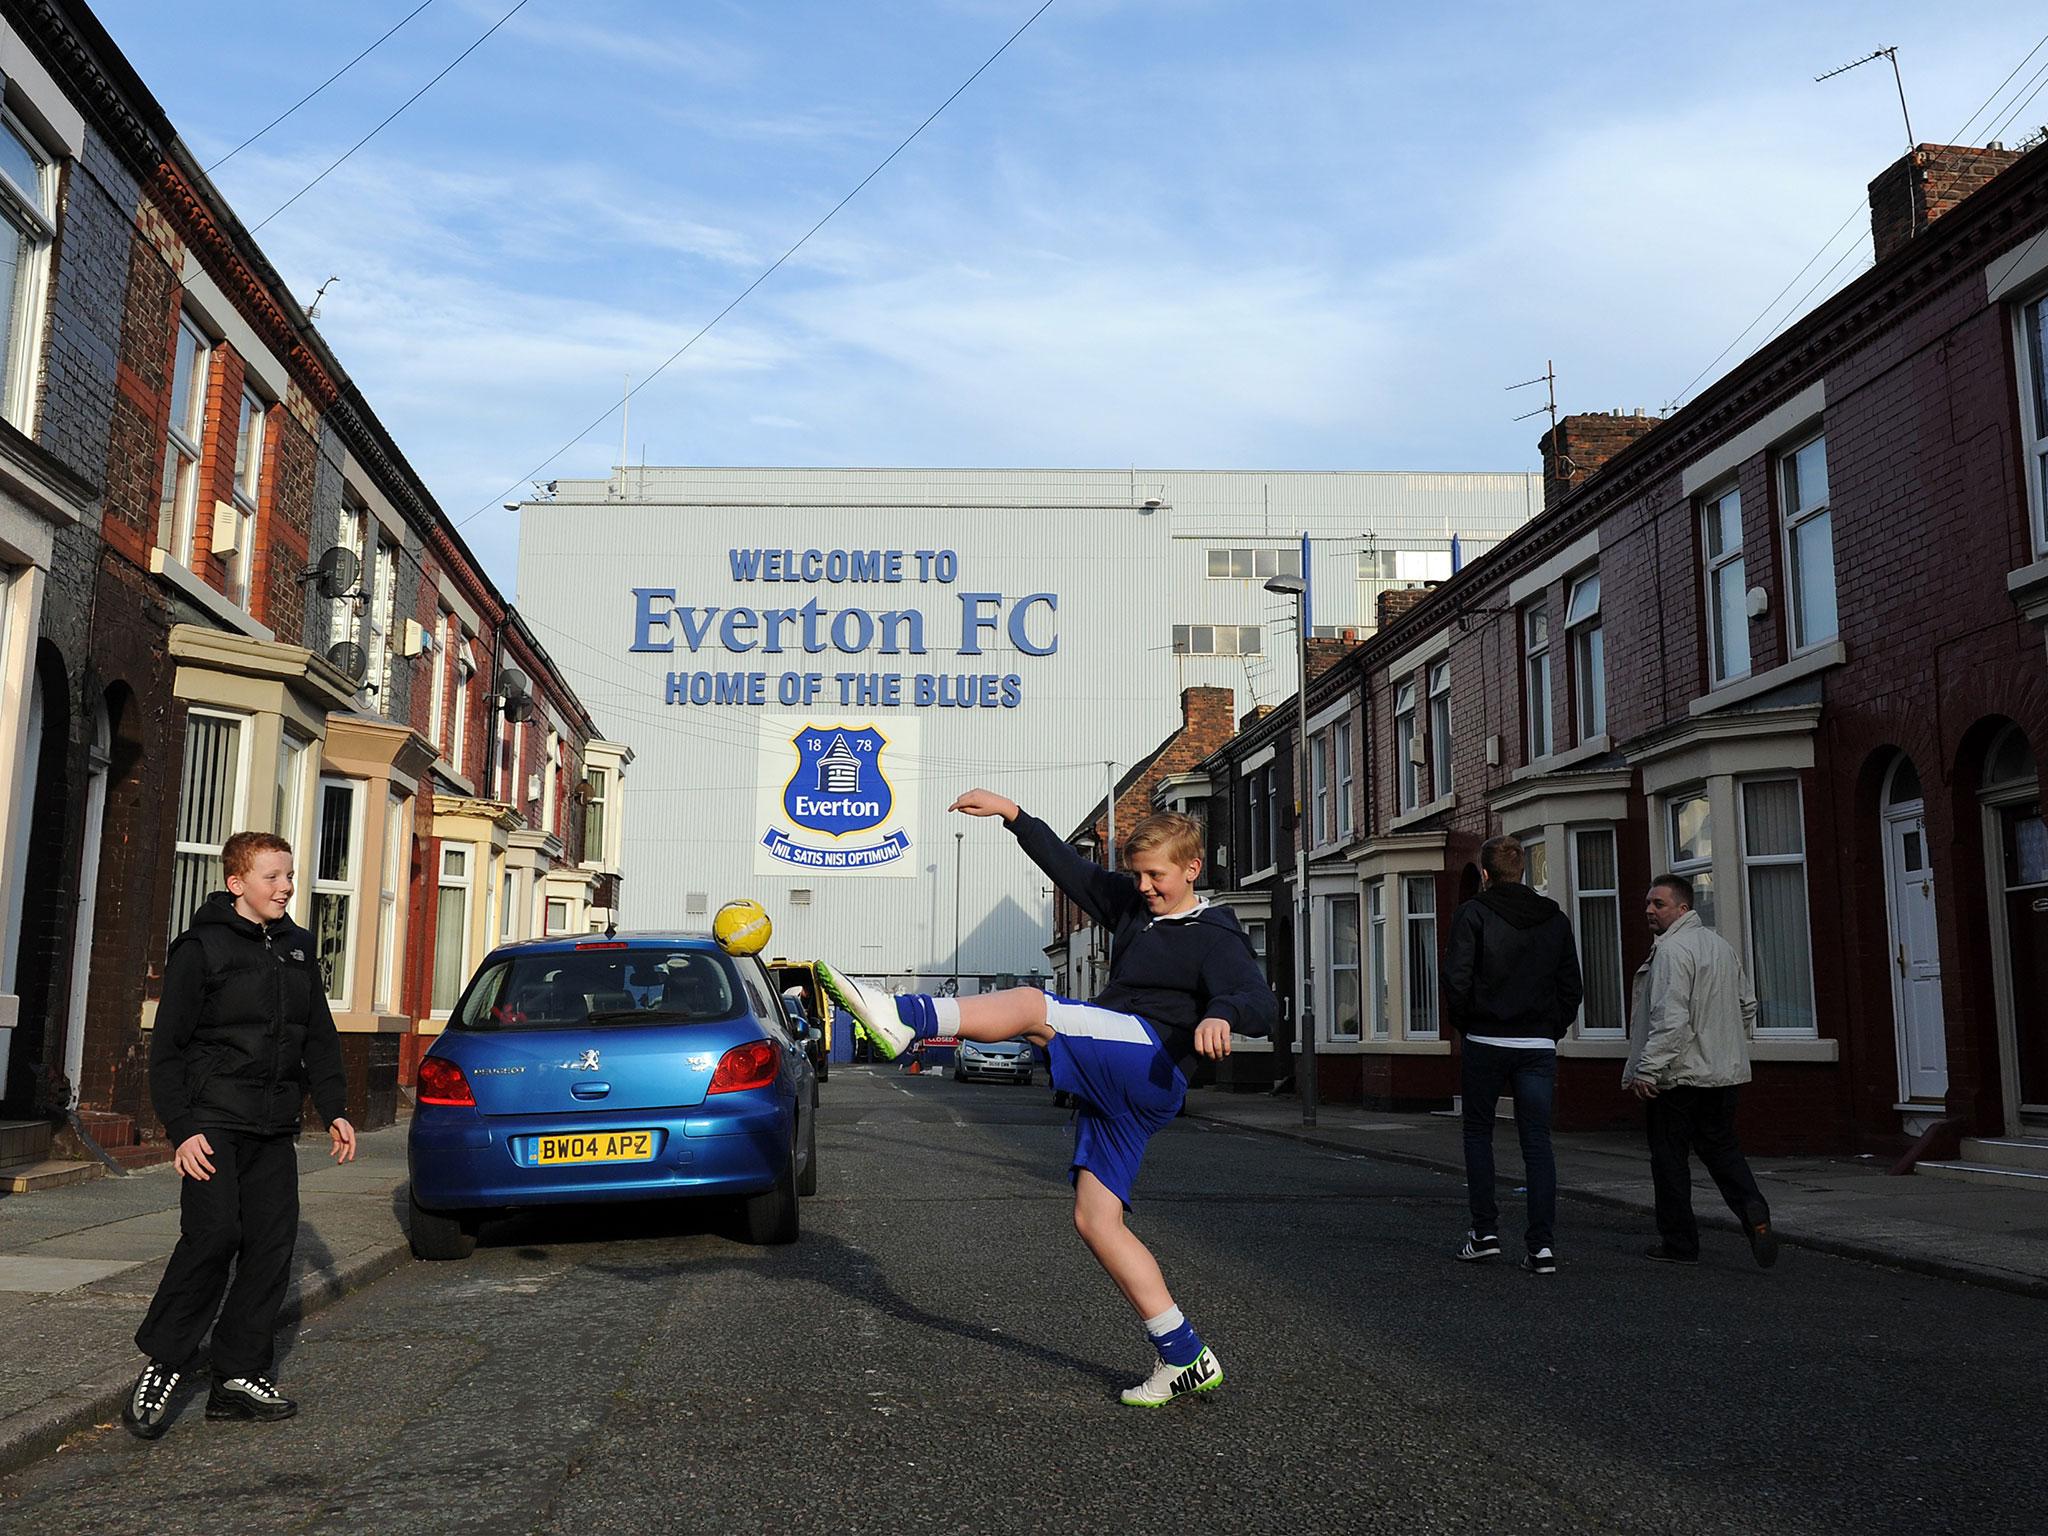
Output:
[308,546,362,600]
[498,667,529,701]
[502,694,533,725]
[326,641,369,683]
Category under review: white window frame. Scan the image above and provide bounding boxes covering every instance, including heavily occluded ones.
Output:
[1569,825,1626,1037]
[1394,681,1418,813]
[171,707,251,942]
[333,501,366,656]
[1739,777,1818,1038]
[1311,728,1331,846]
[1335,716,1354,840]
[311,776,363,1009]
[1172,623,1264,656]
[1325,892,1361,1041]
[545,895,571,935]
[1427,660,1452,801]
[1523,601,1551,761]
[1779,432,1836,654]
[453,639,474,779]
[1248,764,1270,873]
[273,728,314,924]
[1206,546,1302,580]
[1366,878,1389,1038]
[584,765,610,864]
[429,608,452,756]
[1402,873,1438,1039]
[431,841,475,1017]
[501,867,517,943]
[1566,570,1604,742]
[1701,485,1750,685]
[1523,835,1548,897]
[543,727,561,834]
[2017,290,2048,556]
[1665,790,1717,931]
[157,313,212,565]
[0,108,57,432]
[373,791,407,1012]
[366,531,397,707]
[225,388,264,608]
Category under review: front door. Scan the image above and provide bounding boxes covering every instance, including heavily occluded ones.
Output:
[1884,806,1947,1102]
[1998,801,2048,1121]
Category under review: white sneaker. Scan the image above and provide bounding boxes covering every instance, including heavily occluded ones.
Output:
[1120,1346,1223,1407]
[815,962,916,1061]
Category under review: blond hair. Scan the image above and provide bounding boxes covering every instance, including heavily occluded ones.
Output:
[1123,811,1204,867]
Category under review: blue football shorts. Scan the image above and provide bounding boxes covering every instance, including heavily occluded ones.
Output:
[1043,996,1188,1208]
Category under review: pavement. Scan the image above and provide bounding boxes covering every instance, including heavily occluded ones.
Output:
[0,1079,2041,1488]
[1181,1087,2048,1297]
[0,1120,414,1476]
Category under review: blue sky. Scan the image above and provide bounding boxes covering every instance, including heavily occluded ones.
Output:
[93,0,2048,590]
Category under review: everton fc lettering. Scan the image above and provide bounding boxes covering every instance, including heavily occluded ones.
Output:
[632,549,1059,710]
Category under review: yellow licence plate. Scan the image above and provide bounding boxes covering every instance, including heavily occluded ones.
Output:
[534,1131,655,1166]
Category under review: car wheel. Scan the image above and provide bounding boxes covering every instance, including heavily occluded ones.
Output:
[817,1057,830,1083]
[952,1064,964,1082]
[408,1189,476,1261]
[796,1108,819,1197]
[742,1132,800,1244]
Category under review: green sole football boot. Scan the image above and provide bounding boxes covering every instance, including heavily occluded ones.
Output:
[815,962,916,1061]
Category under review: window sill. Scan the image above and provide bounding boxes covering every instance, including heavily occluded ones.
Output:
[2008,553,2048,623]
[1689,640,1845,717]
[435,764,478,796]
[1386,792,1455,832]
[149,550,273,642]
[1513,735,1613,782]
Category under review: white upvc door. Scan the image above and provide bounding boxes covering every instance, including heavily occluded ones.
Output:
[1883,805,1948,1103]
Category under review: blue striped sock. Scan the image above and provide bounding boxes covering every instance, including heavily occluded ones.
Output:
[894,993,938,1038]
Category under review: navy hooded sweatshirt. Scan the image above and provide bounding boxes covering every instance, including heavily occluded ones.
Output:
[1008,809,1277,1078]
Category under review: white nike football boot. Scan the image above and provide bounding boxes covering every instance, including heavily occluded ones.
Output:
[815,962,916,1061]
[1121,1346,1224,1407]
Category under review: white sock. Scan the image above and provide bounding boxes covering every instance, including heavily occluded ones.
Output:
[1143,1305,1184,1338]
[930,996,961,1038]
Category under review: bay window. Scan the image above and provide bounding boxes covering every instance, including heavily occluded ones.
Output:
[432,843,473,1014]
[1366,879,1388,1038]
[1742,779,1816,1034]
[1666,792,1717,930]
[311,777,361,1005]
[373,793,406,1012]
[171,709,248,942]
[1403,874,1438,1037]
[1327,894,1360,1040]
[1571,826,1625,1035]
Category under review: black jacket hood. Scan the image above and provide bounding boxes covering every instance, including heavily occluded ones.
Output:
[1477,881,1559,931]
[190,890,312,949]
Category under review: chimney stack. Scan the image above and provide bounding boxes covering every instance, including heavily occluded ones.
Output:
[1868,142,2023,263]
[1538,410,1663,509]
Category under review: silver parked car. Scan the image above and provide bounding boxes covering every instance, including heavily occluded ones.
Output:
[952,1037,1034,1085]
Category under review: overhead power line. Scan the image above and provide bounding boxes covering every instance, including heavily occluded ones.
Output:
[207,0,438,173]
[249,0,530,234]
[455,0,1059,532]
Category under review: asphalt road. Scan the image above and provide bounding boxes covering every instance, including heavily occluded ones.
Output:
[3,1065,2041,1535]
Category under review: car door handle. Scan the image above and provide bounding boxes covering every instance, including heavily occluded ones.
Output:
[571,1081,612,1100]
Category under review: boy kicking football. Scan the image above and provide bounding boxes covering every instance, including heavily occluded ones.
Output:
[820,788,1275,1407]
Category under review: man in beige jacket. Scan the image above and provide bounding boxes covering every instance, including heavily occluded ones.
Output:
[1624,874,1779,1268]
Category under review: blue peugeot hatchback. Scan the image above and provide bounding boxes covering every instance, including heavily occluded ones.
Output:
[406,933,817,1258]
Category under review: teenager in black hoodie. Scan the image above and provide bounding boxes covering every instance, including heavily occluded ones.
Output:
[1443,834,1584,1273]
[821,789,1276,1409]
[123,831,355,1440]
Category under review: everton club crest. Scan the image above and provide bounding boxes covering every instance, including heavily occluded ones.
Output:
[759,723,912,874]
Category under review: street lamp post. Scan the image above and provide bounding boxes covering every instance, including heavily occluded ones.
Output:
[1263,571,1318,1127]
[953,829,965,994]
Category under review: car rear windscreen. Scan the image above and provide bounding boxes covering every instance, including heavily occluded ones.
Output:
[450,949,743,1030]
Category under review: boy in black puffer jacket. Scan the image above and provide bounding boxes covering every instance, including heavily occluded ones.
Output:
[123,830,356,1440]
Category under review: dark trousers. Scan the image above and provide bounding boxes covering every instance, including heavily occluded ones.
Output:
[134,1131,300,1380]
[1461,1042,1556,1252]
[1645,1085,1769,1259]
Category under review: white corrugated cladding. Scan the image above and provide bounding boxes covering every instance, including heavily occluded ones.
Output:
[517,466,1539,980]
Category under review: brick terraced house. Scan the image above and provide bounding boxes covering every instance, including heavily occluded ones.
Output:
[0,1,627,1181]
[1199,138,2048,1170]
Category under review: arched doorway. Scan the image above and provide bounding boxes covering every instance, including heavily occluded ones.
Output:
[1881,754,1946,1106]
[1982,725,2046,1134]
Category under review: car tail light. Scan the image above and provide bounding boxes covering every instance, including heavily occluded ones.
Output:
[708,1038,779,1094]
[417,1056,476,1107]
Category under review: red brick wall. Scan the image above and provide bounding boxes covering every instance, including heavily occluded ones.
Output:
[1868,143,2024,263]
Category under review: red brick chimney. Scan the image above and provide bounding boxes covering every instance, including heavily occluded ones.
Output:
[1539,410,1662,508]
[1868,142,2023,263]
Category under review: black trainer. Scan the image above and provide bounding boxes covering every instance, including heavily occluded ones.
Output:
[121,1361,181,1440]
[1643,1244,1699,1265]
[1456,1232,1502,1262]
[206,1374,298,1422]
[1746,1216,1781,1269]
[1522,1247,1557,1275]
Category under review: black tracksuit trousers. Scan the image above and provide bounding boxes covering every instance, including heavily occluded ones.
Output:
[134,1131,299,1379]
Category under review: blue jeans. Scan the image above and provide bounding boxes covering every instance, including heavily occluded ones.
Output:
[1461,1041,1557,1253]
